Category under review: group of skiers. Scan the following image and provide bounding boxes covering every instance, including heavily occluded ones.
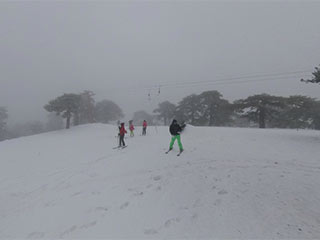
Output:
[117,120,148,147]
[117,119,184,154]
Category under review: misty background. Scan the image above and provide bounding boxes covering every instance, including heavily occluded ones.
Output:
[1,1,320,128]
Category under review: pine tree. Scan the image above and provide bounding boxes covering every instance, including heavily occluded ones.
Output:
[176,94,202,125]
[301,65,320,84]
[270,95,317,129]
[132,111,154,125]
[198,90,233,126]
[44,94,81,129]
[46,113,64,131]
[153,101,176,125]
[234,94,285,128]
[0,107,8,141]
[311,101,320,130]
[79,90,95,124]
[94,100,124,123]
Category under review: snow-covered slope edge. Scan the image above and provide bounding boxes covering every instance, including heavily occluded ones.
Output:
[1,124,319,238]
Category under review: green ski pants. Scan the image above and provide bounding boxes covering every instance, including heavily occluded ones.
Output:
[169,135,183,150]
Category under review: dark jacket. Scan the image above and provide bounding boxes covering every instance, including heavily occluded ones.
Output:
[170,122,182,136]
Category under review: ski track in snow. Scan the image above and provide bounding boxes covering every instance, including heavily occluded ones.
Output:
[0,124,320,238]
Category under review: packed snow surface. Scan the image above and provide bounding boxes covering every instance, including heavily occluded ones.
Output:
[1,124,319,238]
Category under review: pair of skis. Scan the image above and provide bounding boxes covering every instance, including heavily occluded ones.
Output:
[113,145,128,150]
[165,149,184,156]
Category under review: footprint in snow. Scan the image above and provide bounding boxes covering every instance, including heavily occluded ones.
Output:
[71,192,82,197]
[120,202,129,209]
[59,225,77,238]
[153,175,162,181]
[133,191,144,196]
[27,232,45,238]
[94,156,107,163]
[164,218,180,228]
[218,190,228,195]
[80,221,97,229]
[95,207,108,212]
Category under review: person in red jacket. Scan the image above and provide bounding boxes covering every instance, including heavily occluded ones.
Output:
[142,120,147,136]
[129,120,135,137]
[119,122,127,147]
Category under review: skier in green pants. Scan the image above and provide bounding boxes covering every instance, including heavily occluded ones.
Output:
[167,119,183,154]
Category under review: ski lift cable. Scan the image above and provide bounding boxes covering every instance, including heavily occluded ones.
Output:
[158,75,311,89]
[102,69,312,93]
[139,74,309,93]
[103,73,309,96]
[142,70,311,91]
[156,70,312,88]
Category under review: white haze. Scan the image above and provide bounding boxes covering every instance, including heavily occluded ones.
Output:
[1,1,320,125]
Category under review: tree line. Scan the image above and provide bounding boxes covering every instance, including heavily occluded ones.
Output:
[153,92,320,129]
[1,65,319,141]
[44,90,124,129]
[0,90,124,141]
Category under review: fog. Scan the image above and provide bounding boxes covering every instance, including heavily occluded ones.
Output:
[1,1,320,125]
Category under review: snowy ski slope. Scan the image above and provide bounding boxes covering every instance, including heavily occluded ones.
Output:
[0,124,319,238]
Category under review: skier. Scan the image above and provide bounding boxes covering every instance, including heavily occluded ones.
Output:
[142,120,147,136]
[129,120,135,137]
[167,119,184,154]
[119,122,127,147]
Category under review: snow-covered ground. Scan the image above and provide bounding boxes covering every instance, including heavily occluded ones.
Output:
[1,124,319,239]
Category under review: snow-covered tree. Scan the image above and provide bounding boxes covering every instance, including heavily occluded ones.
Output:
[269,95,318,129]
[234,94,285,128]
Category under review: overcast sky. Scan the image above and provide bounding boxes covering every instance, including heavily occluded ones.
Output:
[1,1,320,125]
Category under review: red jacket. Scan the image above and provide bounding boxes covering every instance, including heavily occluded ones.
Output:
[119,125,127,136]
[129,124,134,131]
[143,121,147,128]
